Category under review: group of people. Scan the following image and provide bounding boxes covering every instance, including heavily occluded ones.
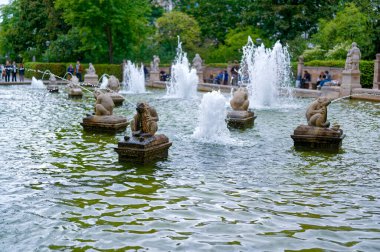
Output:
[207,61,239,85]
[67,61,84,81]
[300,70,332,89]
[1,61,25,82]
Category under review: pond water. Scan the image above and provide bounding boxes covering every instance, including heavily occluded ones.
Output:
[0,85,379,251]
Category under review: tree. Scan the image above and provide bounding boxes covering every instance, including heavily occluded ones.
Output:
[176,0,243,44]
[155,11,201,62]
[55,0,151,63]
[312,3,375,59]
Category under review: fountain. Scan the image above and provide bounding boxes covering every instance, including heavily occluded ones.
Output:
[99,75,108,89]
[192,90,231,143]
[84,63,99,86]
[115,102,172,163]
[227,87,256,128]
[291,97,344,152]
[122,60,146,94]
[46,74,59,93]
[240,37,292,108]
[31,76,44,88]
[166,37,198,98]
[81,89,128,132]
[67,76,83,98]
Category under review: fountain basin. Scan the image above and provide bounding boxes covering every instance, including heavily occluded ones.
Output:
[81,115,128,132]
[291,125,345,152]
[115,134,172,163]
[109,93,125,106]
[47,85,59,93]
[226,110,256,129]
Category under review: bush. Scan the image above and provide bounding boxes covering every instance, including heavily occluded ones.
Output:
[24,62,67,79]
[24,62,123,81]
[305,60,374,88]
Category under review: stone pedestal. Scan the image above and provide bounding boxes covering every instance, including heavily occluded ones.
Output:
[84,74,99,86]
[115,134,172,163]
[68,88,83,97]
[373,54,380,90]
[226,110,256,129]
[197,71,204,84]
[109,93,125,106]
[81,115,128,132]
[47,85,59,93]
[291,125,345,152]
[149,71,160,85]
[340,70,361,97]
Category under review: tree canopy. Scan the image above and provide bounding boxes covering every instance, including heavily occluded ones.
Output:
[0,0,378,64]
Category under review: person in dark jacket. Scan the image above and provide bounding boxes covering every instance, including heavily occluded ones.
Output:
[11,61,17,82]
[5,61,11,82]
[19,63,25,82]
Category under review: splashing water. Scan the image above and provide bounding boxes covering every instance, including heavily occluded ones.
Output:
[240,37,293,109]
[31,77,44,88]
[122,61,146,94]
[100,76,108,89]
[166,37,198,99]
[192,91,231,144]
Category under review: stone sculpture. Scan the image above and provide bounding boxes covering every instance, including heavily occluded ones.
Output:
[305,97,331,128]
[106,75,120,92]
[131,102,158,136]
[84,62,98,86]
[151,55,160,72]
[47,74,59,92]
[115,102,172,163]
[347,42,361,71]
[226,87,256,128]
[81,90,128,132]
[94,90,114,116]
[291,97,344,152]
[192,54,203,72]
[67,76,83,97]
[97,75,125,106]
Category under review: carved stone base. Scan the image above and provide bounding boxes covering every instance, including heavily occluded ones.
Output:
[47,85,59,93]
[109,93,125,106]
[340,70,361,97]
[84,74,99,86]
[291,125,345,152]
[115,134,172,163]
[68,88,83,97]
[81,115,128,132]
[226,110,256,129]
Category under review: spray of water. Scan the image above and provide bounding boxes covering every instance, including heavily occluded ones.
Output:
[166,37,198,99]
[192,90,231,144]
[31,77,44,88]
[122,61,146,94]
[99,76,108,89]
[240,37,293,109]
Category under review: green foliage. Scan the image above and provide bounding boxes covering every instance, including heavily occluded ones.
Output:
[325,42,351,60]
[301,46,326,61]
[312,3,375,59]
[24,62,67,79]
[55,0,151,63]
[155,11,201,63]
[204,27,269,63]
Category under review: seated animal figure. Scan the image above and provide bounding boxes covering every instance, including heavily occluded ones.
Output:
[230,87,249,111]
[107,75,120,92]
[94,90,114,116]
[306,97,331,128]
[131,102,159,136]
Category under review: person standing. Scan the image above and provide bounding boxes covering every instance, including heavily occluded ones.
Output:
[67,64,74,80]
[5,61,11,82]
[74,61,83,82]
[11,61,17,82]
[230,60,239,85]
[19,63,25,82]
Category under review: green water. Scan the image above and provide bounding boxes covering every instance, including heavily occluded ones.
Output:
[0,85,379,251]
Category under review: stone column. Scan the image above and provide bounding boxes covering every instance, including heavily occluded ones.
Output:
[297,56,304,79]
[197,71,204,84]
[373,54,380,90]
[149,71,160,86]
[340,69,361,96]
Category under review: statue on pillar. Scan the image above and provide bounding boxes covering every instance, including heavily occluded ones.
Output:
[192,53,203,72]
[151,55,160,72]
[347,42,361,71]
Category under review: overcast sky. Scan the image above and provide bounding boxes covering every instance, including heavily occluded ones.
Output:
[0,0,8,5]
